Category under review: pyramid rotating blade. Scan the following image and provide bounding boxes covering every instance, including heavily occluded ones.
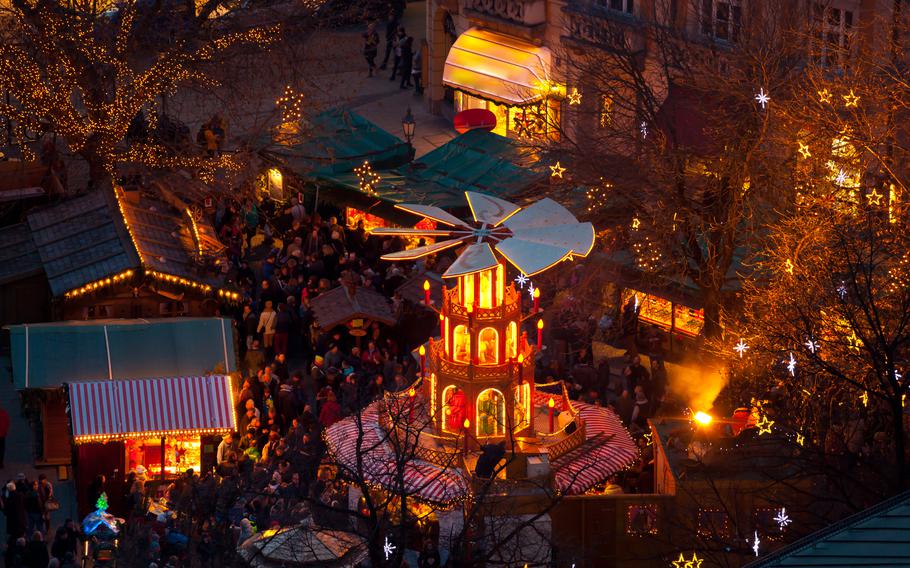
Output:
[503,198,576,231]
[442,243,499,278]
[370,228,458,237]
[507,222,595,258]
[394,203,468,228]
[465,192,521,226]
[495,238,572,276]
[381,238,466,261]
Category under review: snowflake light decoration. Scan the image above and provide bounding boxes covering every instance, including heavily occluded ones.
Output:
[786,352,797,376]
[640,121,649,138]
[755,87,770,109]
[804,338,819,354]
[836,282,848,299]
[835,169,848,186]
[751,531,761,556]
[383,537,396,560]
[514,273,529,289]
[774,508,792,529]
[527,282,536,298]
[734,339,749,358]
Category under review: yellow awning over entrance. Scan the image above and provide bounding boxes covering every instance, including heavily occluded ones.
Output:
[443,28,552,106]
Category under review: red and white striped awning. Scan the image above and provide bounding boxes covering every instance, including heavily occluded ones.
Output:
[68,375,236,442]
[324,403,469,507]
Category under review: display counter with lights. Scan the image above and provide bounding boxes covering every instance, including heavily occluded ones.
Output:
[622,288,705,338]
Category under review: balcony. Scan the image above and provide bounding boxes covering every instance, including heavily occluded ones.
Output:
[561,0,646,54]
[463,0,546,30]
[443,285,521,322]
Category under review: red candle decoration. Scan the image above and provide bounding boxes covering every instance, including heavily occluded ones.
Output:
[439,313,445,341]
[423,279,431,306]
[408,387,416,421]
[548,397,555,433]
[533,286,540,313]
[537,319,544,351]
[463,418,471,452]
[418,344,426,378]
[517,353,524,385]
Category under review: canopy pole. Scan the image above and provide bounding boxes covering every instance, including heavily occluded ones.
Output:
[24,325,29,388]
[103,325,113,380]
[161,437,166,482]
[220,318,230,373]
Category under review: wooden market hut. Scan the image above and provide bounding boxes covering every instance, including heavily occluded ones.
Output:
[310,282,395,346]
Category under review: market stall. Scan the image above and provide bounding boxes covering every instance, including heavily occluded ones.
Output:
[66,375,236,513]
[622,288,705,338]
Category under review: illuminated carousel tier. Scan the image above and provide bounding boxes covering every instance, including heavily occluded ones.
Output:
[324,402,470,508]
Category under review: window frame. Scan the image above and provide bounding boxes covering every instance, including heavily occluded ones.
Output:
[700,0,743,44]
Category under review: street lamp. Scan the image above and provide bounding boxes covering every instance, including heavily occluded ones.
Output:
[402,107,416,157]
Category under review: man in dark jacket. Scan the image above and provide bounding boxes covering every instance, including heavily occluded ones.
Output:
[379,13,398,70]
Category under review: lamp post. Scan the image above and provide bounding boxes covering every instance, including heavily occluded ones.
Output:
[402,107,416,159]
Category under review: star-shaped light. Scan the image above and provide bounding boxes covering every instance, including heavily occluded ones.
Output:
[836,282,848,299]
[640,121,649,138]
[643,431,653,445]
[671,552,702,568]
[798,142,811,159]
[550,162,566,178]
[796,432,805,446]
[786,352,797,376]
[755,87,770,109]
[843,89,860,107]
[895,370,903,382]
[752,531,761,557]
[835,169,848,186]
[861,391,869,407]
[514,273,529,289]
[804,338,819,354]
[784,259,794,274]
[734,339,749,358]
[867,188,884,206]
[774,507,792,529]
[631,217,641,230]
[527,282,536,298]
[383,537,396,560]
[818,88,832,103]
[568,88,582,105]
[756,415,774,435]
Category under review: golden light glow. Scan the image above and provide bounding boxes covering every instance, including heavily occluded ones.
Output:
[418,345,426,356]
[478,327,499,365]
[463,418,471,429]
[818,88,832,104]
[756,415,774,435]
[550,162,566,178]
[843,89,860,107]
[63,269,134,299]
[74,426,232,444]
[429,373,437,419]
[476,388,506,437]
[693,411,713,425]
[537,319,544,330]
[267,168,283,194]
[533,287,540,299]
[423,279,430,291]
[518,353,524,363]
[547,397,555,409]
[409,387,416,398]
[798,142,811,159]
[567,88,582,105]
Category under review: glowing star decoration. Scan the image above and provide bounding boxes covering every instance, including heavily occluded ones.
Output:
[734,339,749,358]
[798,142,812,159]
[818,88,833,103]
[383,537,396,560]
[671,552,703,568]
[752,531,761,556]
[784,259,794,275]
[774,508,792,529]
[550,162,566,178]
[755,87,770,109]
[567,88,582,105]
[861,391,869,407]
[786,352,797,376]
[796,432,806,446]
[835,169,848,186]
[756,415,774,435]
[631,217,641,230]
[805,338,820,354]
[354,161,381,196]
[640,121,649,138]
[643,431,653,445]
[867,188,884,206]
[843,89,860,107]
[514,273,529,289]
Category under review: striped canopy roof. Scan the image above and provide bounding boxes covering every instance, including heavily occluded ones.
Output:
[67,375,235,442]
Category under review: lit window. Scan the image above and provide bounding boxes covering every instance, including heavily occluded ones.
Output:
[812,2,853,67]
[506,321,518,359]
[701,0,742,43]
[453,325,471,363]
[513,382,531,429]
[478,327,499,365]
[442,385,466,433]
[476,388,506,436]
[480,269,493,309]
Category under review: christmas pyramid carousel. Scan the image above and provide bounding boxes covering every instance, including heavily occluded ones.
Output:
[324,192,637,509]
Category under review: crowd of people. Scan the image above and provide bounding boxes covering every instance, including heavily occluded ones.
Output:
[1,474,78,568]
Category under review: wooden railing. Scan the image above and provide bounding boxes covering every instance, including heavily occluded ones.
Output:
[431,338,534,382]
[546,417,587,461]
[443,286,521,321]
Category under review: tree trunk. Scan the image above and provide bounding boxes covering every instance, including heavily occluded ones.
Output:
[701,289,723,339]
[892,397,907,490]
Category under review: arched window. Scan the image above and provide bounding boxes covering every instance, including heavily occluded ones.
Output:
[506,321,518,360]
[479,269,492,309]
[453,325,471,363]
[513,382,530,430]
[478,327,498,365]
[476,388,506,437]
[441,385,465,433]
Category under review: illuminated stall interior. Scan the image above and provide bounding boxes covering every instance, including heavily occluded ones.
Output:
[444,28,561,139]
[622,288,704,337]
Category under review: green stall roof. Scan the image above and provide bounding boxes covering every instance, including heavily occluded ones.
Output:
[311,129,546,222]
[258,108,412,175]
[7,317,236,389]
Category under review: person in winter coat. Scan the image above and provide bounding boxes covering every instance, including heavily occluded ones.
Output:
[273,303,292,356]
[257,301,277,352]
[24,531,48,568]
[363,22,379,77]
[318,392,342,429]
[3,482,26,540]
